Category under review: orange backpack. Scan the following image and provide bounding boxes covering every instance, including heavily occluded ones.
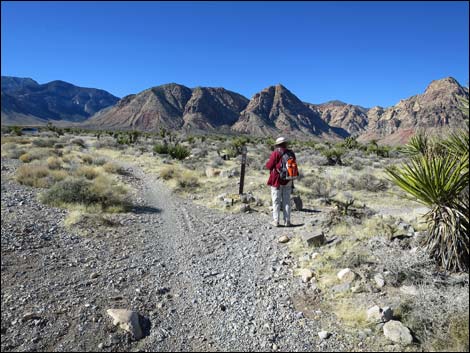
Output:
[277,149,299,181]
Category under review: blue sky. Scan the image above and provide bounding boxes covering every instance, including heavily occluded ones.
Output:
[1,1,468,107]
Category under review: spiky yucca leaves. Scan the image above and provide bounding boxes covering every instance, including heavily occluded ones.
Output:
[386,147,469,271]
[439,130,469,159]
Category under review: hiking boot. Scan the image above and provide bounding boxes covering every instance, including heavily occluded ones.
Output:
[271,220,280,227]
[285,221,292,227]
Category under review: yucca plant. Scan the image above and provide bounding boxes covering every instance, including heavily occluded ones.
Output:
[386,132,469,272]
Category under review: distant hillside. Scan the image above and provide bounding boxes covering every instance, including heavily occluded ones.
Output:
[1,76,119,125]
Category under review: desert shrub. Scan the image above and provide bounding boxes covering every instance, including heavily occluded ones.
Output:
[79,154,93,164]
[16,164,51,188]
[10,126,23,136]
[350,161,364,171]
[40,176,127,209]
[159,165,179,180]
[1,143,26,159]
[19,149,51,163]
[53,143,65,149]
[321,148,345,165]
[32,138,57,148]
[169,144,190,160]
[103,162,127,175]
[210,156,225,167]
[70,138,86,148]
[75,166,100,180]
[92,157,107,166]
[310,177,335,198]
[176,171,199,188]
[386,131,469,271]
[154,143,170,154]
[347,173,388,192]
[46,156,62,170]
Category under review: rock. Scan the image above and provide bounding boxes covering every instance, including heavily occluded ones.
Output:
[291,195,303,211]
[374,273,385,288]
[318,330,330,340]
[302,230,325,247]
[400,285,418,296]
[382,306,393,322]
[351,283,365,293]
[278,235,290,244]
[310,252,320,260]
[106,309,143,340]
[331,283,351,293]
[298,269,313,283]
[205,167,221,178]
[98,343,104,350]
[238,204,250,213]
[22,312,41,322]
[383,320,413,345]
[367,306,382,321]
[217,193,227,201]
[90,272,100,279]
[337,268,355,283]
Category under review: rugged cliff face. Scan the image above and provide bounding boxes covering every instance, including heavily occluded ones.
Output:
[359,77,469,143]
[232,84,334,138]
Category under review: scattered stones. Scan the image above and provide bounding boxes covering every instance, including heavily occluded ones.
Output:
[298,269,313,283]
[337,268,356,283]
[383,320,413,345]
[374,273,385,288]
[106,309,143,340]
[278,235,290,244]
[400,285,418,296]
[238,204,250,213]
[318,330,330,340]
[367,306,382,322]
[302,230,325,247]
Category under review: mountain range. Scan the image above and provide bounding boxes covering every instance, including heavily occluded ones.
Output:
[1,76,468,143]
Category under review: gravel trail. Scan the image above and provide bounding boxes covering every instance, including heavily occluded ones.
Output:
[1,159,355,352]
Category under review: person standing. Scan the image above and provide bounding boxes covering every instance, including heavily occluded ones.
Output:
[265,136,295,227]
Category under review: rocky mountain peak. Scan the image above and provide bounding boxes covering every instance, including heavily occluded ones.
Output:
[424,77,466,96]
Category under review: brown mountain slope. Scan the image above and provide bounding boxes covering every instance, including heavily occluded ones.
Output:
[232,84,336,138]
[359,77,469,144]
[88,84,193,130]
[183,87,249,130]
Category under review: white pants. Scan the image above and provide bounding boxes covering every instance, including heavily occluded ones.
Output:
[271,182,292,224]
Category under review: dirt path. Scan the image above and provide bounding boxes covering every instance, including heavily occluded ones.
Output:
[1,160,356,352]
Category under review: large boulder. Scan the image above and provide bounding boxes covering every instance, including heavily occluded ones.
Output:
[106,309,143,340]
[383,320,413,345]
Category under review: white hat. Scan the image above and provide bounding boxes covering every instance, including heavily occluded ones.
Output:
[275,136,288,145]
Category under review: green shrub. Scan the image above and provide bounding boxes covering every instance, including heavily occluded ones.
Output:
[32,138,57,148]
[40,176,127,209]
[153,143,170,154]
[169,144,190,160]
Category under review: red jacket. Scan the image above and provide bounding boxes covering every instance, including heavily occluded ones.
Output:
[265,147,294,188]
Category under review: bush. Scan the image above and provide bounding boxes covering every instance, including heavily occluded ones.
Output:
[154,143,170,154]
[347,174,388,192]
[75,166,100,180]
[176,171,199,188]
[19,149,51,163]
[16,164,51,188]
[386,130,469,272]
[169,144,190,160]
[103,162,127,175]
[79,154,93,164]
[40,176,127,209]
[46,156,62,170]
[1,143,26,159]
[32,138,57,148]
[159,165,179,180]
[70,138,86,148]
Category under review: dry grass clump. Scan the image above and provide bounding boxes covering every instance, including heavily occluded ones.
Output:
[40,175,127,211]
[79,154,93,164]
[70,138,86,148]
[46,156,62,170]
[1,136,32,145]
[103,161,127,175]
[1,143,27,159]
[176,171,200,189]
[19,149,52,163]
[32,138,57,148]
[16,164,51,188]
[159,165,179,180]
[333,300,368,328]
[74,165,100,180]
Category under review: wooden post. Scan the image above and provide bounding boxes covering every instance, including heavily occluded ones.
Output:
[239,145,247,195]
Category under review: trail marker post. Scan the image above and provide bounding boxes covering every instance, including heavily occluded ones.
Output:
[239,145,247,195]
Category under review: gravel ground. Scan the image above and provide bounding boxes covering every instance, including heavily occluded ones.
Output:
[1,157,360,352]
